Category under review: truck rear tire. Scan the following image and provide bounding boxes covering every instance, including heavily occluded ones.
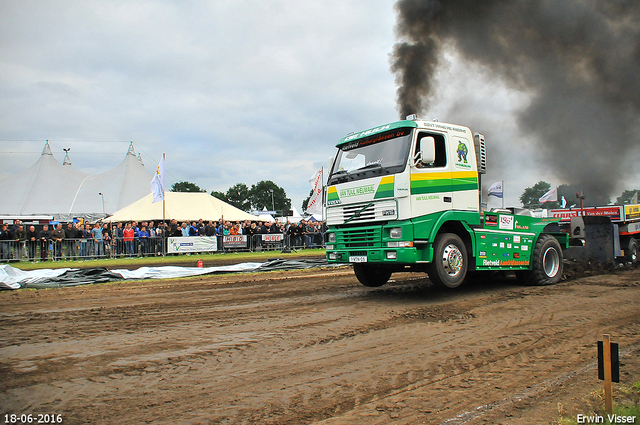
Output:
[521,234,563,286]
[353,264,392,287]
[428,233,468,289]
[627,238,638,265]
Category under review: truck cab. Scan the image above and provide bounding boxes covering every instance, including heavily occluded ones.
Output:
[325,117,565,288]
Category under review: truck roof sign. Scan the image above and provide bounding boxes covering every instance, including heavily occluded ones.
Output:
[337,121,418,147]
[337,120,472,147]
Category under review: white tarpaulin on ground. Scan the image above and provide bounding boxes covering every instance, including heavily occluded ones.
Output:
[0,259,338,290]
[112,264,263,280]
[0,265,71,289]
[0,263,260,289]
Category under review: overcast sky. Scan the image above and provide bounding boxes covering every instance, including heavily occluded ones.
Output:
[1,0,635,212]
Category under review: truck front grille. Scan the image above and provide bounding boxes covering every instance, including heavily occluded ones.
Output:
[327,200,397,226]
[340,228,381,248]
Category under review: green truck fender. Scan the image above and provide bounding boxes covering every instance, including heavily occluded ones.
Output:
[413,210,481,263]
[529,219,570,252]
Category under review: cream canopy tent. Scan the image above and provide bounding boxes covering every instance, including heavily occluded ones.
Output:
[0,142,152,221]
[106,192,260,223]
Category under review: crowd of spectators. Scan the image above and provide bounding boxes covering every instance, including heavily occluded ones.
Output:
[0,218,327,262]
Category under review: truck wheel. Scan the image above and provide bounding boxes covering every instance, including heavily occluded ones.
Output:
[353,264,392,287]
[428,233,468,288]
[522,235,563,286]
[627,238,638,265]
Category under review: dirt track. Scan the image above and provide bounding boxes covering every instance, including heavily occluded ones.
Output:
[1,264,639,424]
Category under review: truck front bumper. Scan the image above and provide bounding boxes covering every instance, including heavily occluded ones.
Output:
[326,246,421,264]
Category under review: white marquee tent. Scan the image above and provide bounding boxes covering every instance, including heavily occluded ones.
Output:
[106,192,260,223]
[255,206,275,222]
[0,142,152,221]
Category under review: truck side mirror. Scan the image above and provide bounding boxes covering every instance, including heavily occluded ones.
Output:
[415,136,436,165]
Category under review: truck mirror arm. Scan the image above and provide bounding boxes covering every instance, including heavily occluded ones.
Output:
[412,151,422,167]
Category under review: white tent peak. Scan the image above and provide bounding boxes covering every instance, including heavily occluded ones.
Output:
[42,141,53,156]
[0,142,152,221]
[62,149,72,166]
[125,142,144,165]
[126,142,136,156]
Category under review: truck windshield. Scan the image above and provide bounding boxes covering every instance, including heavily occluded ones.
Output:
[328,128,413,185]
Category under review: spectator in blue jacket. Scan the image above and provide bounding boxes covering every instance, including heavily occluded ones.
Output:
[189,222,198,236]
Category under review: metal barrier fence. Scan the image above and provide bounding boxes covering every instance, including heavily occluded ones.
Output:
[0,233,326,263]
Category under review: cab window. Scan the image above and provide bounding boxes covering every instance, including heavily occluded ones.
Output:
[415,132,447,168]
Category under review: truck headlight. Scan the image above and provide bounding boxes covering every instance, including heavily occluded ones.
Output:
[328,233,336,243]
[328,252,338,260]
[387,241,413,248]
[389,228,402,239]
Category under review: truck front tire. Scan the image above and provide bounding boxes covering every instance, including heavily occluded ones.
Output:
[353,264,392,287]
[428,233,468,289]
[521,234,563,286]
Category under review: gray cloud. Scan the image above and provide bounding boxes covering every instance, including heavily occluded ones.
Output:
[0,0,398,209]
[2,0,636,213]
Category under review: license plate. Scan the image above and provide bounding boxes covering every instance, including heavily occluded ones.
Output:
[349,256,367,263]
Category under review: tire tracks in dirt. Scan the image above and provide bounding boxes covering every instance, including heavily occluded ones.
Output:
[1,267,639,424]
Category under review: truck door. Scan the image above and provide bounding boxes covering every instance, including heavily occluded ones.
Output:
[451,136,480,211]
[410,131,453,222]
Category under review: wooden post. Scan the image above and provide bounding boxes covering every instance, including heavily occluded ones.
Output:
[603,334,613,413]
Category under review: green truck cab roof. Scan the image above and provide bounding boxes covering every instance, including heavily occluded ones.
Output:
[336,119,475,148]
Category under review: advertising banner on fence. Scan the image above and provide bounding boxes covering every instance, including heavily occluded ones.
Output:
[167,236,217,254]
[223,235,247,248]
[262,234,284,243]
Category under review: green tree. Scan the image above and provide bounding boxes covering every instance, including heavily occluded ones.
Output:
[225,183,251,211]
[210,190,228,202]
[615,189,640,205]
[171,181,205,193]
[248,180,291,214]
[520,181,554,209]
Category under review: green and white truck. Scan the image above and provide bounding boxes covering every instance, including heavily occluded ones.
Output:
[325,116,568,288]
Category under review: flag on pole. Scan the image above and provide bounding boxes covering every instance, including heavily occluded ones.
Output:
[539,187,558,204]
[487,181,503,198]
[150,155,165,203]
[631,191,638,204]
[305,167,323,215]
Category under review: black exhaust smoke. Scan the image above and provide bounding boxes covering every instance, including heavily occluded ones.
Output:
[390,0,640,201]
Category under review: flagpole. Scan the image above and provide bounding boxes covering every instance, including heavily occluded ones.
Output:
[321,167,325,222]
[162,153,166,257]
